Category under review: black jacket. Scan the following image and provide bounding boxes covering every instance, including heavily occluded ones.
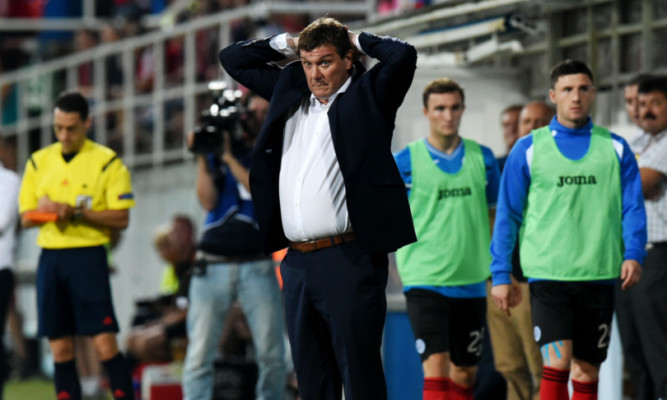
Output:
[219,32,417,254]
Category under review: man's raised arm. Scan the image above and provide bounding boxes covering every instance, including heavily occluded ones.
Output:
[219,34,295,101]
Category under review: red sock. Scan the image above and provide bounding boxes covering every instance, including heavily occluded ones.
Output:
[449,380,473,400]
[541,366,570,400]
[423,377,449,400]
[572,379,598,400]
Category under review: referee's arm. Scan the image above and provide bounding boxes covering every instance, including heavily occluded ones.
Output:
[78,208,129,230]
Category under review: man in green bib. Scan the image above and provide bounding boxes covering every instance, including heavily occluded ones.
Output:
[490,60,647,400]
[394,78,501,400]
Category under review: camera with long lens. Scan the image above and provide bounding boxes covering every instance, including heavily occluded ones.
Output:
[189,81,245,154]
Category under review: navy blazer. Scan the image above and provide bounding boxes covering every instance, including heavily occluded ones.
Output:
[219,32,417,254]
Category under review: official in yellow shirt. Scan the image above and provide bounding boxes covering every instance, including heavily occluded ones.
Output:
[18,91,136,400]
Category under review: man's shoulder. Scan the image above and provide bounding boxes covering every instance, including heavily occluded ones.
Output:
[83,140,125,169]
[84,139,117,157]
[29,142,60,165]
[512,134,534,154]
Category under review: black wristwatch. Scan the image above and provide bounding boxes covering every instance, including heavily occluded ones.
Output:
[72,206,84,221]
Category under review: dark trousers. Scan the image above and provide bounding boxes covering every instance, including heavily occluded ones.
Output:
[281,241,388,400]
[0,269,14,393]
[616,243,667,399]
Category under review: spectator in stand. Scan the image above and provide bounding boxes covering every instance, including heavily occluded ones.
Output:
[74,29,99,97]
[100,22,125,99]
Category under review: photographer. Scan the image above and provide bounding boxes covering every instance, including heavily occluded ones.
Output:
[183,92,287,400]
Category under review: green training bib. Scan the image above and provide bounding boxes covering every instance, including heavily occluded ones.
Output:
[520,126,623,280]
[396,139,491,286]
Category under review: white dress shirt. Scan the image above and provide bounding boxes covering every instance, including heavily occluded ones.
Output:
[270,33,366,242]
[278,82,353,242]
[0,162,20,269]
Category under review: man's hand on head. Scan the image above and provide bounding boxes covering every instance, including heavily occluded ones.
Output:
[287,35,299,54]
[347,29,358,49]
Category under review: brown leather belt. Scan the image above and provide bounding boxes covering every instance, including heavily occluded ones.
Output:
[289,232,356,253]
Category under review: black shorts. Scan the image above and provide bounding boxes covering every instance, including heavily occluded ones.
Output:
[405,288,486,366]
[530,281,614,365]
[37,246,119,338]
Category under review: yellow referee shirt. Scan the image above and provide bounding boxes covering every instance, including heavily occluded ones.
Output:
[18,139,136,249]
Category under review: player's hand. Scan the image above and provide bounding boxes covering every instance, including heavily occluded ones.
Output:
[491,284,512,316]
[507,277,523,308]
[620,259,642,290]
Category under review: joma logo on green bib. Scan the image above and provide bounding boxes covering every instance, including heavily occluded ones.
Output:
[438,187,472,199]
[557,175,597,187]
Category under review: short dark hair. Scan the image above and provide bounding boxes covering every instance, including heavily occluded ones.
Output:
[550,59,593,88]
[54,91,89,121]
[298,17,352,59]
[422,78,465,108]
[638,74,667,98]
[627,73,654,87]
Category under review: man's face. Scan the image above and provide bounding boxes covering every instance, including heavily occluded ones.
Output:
[53,108,89,154]
[501,109,520,150]
[300,44,352,104]
[518,103,554,137]
[424,92,465,139]
[549,73,595,128]
[624,84,639,126]
[638,90,667,135]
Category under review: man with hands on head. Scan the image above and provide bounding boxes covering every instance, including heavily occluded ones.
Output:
[489,60,646,400]
[219,17,417,400]
[18,91,135,400]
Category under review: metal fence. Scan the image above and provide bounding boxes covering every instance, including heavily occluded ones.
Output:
[0,2,373,170]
